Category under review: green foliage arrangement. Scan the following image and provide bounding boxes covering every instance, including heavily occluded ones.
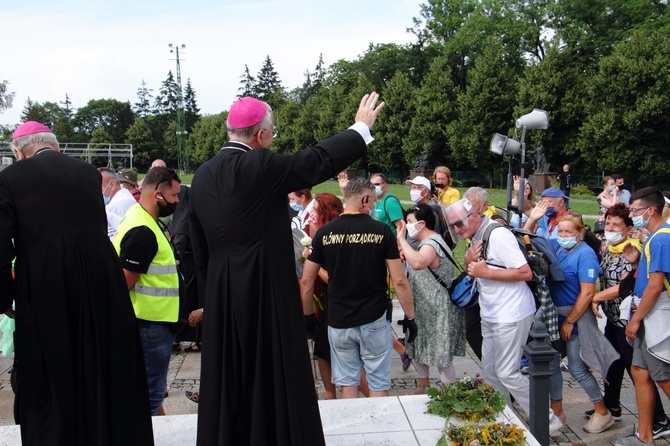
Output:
[440,422,526,446]
[426,375,507,423]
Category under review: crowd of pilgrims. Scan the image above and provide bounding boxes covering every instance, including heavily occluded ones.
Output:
[4,140,670,444]
[287,169,670,442]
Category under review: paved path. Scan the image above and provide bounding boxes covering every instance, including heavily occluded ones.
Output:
[1,304,670,445]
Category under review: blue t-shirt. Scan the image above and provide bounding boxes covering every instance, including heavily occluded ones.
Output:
[549,240,599,307]
[635,223,670,298]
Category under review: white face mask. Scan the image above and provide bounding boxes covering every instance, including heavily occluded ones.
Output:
[406,221,422,239]
[410,189,423,204]
[604,230,624,245]
[375,185,383,197]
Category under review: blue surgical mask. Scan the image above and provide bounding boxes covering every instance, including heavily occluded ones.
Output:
[608,186,614,193]
[103,194,111,206]
[557,236,578,250]
[632,209,650,229]
[290,202,304,212]
[375,186,383,198]
[368,207,377,219]
[546,207,557,219]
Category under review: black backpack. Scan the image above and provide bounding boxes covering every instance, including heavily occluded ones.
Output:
[481,222,552,308]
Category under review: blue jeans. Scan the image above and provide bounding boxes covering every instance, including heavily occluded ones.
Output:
[138,322,175,415]
[328,312,392,391]
[549,333,604,403]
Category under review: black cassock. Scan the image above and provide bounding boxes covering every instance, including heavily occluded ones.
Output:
[190,130,366,445]
[0,150,154,446]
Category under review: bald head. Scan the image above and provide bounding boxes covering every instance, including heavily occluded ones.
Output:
[151,159,167,169]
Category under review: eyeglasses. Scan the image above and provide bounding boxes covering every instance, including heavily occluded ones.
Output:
[372,182,384,186]
[450,212,474,229]
[629,206,650,216]
[265,127,279,138]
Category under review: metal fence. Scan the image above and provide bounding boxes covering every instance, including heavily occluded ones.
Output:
[0,143,133,170]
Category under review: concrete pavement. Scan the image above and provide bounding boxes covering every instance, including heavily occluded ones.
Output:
[2,303,670,445]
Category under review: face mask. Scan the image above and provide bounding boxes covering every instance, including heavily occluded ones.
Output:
[545,206,557,219]
[604,230,624,245]
[368,207,377,219]
[309,211,318,225]
[406,222,422,239]
[608,186,614,193]
[103,194,111,206]
[157,195,178,218]
[632,209,650,229]
[410,189,423,204]
[557,236,578,250]
[290,202,303,212]
[375,185,383,198]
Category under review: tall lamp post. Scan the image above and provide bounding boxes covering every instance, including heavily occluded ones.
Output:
[169,43,189,174]
[490,109,550,225]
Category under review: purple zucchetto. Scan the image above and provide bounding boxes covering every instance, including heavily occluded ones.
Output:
[13,121,52,139]
[227,97,267,129]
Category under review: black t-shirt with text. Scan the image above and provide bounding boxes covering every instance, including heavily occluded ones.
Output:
[308,213,399,328]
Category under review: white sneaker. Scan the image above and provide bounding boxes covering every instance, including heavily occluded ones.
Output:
[584,410,615,433]
[549,409,564,435]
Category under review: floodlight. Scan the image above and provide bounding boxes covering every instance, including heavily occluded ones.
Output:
[490,133,521,155]
[516,109,549,130]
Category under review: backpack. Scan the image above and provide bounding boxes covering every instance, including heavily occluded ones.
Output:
[481,222,561,341]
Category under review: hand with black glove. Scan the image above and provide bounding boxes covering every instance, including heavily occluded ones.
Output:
[304,313,319,340]
[397,316,418,343]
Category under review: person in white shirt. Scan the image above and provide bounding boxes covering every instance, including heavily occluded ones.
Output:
[445,197,563,434]
[99,168,137,239]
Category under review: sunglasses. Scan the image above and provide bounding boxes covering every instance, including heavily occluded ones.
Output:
[450,212,474,229]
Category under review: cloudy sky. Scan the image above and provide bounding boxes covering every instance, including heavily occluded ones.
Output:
[0,0,423,127]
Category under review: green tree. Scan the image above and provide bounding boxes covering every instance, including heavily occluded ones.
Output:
[255,55,284,107]
[0,80,15,113]
[515,45,591,173]
[134,79,153,117]
[188,113,229,168]
[153,71,180,116]
[126,116,162,169]
[183,78,201,132]
[238,64,256,98]
[73,98,135,143]
[446,41,519,181]
[21,97,56,126]
[578,27,670,187]
[370,71,416,173]
[403,56,458,169]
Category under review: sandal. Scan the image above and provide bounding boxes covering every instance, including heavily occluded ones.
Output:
[185,390,199,403]
[184,343,202,353]
[401,352,412,372]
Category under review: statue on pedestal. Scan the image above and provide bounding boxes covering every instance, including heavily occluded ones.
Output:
[532,142,550,173]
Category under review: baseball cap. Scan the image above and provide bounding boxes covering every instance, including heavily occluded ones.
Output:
[405,176,431,189]
[541,187,569,200]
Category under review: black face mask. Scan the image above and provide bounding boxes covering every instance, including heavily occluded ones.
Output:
[157,195,178,217]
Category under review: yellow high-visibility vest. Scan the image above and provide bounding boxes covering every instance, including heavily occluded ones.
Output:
[113,203,179,322]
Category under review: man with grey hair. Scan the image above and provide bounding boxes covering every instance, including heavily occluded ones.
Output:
[0,121,153,445]
[190,94,385,445]
[444,197,563,434]
[301,177,416,399]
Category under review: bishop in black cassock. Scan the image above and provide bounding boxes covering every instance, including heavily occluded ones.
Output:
[190,94,384,445]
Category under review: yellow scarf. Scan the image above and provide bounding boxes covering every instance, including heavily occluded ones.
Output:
[608,237,642,255]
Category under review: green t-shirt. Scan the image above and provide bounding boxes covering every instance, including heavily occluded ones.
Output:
[375,193,404,235]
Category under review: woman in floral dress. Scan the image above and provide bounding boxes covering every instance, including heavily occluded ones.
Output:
[398,203,466,394]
